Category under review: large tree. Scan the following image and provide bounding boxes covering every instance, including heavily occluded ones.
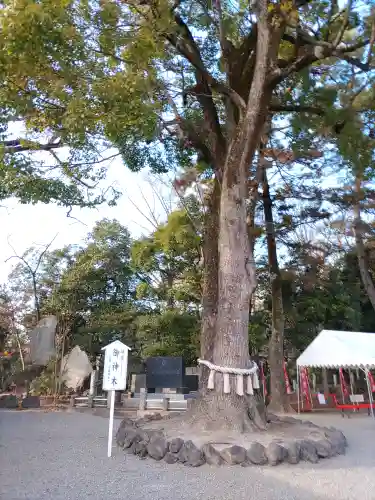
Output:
[1,0,375,429]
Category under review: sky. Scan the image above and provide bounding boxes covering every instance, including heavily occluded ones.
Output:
[0,158,175,284]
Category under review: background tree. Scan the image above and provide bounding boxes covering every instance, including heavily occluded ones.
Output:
[6,235,59,323]
[132,195,202,364]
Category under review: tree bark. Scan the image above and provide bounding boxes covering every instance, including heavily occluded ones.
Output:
[208,143,261,431]
[353,174,375,310]
[199,178,220,391]
[262,168,292,413]
[32,274,41,323]
[247,159,260,318]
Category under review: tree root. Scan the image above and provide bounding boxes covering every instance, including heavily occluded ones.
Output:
[182,392,268,433]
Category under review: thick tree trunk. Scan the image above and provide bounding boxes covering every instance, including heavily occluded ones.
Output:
[191,0,272,431]
[191,169,266,427]
[207,143,258,430]
[199,178,220,391]
[353,175,375,311]
[262,169,292,413]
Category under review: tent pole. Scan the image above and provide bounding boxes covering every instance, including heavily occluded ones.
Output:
[339,370,344,403]
[365,369,375,419]
[297,365,300,414]
[349,369,354,396]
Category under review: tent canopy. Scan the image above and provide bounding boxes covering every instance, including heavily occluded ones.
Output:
[296,329,375,369]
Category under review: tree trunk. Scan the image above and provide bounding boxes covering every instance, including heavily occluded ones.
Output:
[247,161,260,318]
[191,164,266,430]
[166,272,175,309]
[32,274,41,323]
[15,332,25,372]
[262,168,292,413]
[199,178,220,391]
[191,0,272,431]
[208,140,261,431]
[10,311,25,372]
[353,175,375,310]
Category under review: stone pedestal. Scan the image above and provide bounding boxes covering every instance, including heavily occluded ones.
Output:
[136,409,168,418]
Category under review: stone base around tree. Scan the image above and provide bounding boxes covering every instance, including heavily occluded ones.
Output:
[115,412,347,467]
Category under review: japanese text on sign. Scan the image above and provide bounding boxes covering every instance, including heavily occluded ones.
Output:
[102,341,129,391]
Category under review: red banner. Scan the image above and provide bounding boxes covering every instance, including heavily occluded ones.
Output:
[300,367,310,399]
[283,361,293,394]
[260,362,267,397]
[367,371,375,392]
[339,368,349,398]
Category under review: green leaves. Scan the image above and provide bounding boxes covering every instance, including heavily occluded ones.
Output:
[131,203,202,307]
[134,310,199,364]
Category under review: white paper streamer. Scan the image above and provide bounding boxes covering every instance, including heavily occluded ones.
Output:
[197,358,260,396]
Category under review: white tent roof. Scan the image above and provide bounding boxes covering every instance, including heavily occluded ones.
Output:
[296,330,375,368]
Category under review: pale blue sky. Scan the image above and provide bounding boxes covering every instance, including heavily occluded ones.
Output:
[0,158,175,284]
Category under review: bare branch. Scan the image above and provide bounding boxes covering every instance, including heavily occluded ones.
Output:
[127,193,160,230]
[35,234,59,271]
[66,206,88,226]
[147,177,174,218]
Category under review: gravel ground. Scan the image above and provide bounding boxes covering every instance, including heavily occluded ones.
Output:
[1,410,374,500]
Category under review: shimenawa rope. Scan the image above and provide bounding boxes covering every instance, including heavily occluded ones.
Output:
[197,358,260,396]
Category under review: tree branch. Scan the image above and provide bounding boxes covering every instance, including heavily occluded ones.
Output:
[3,139,62,155]
[166,13,245,118]
[337,53,373,72]
[35,234,59,271]
[269,103,324,115]
[48,150,98,189]
[333,0,353,48]
[366,11,375,66]
[161,91,213,165]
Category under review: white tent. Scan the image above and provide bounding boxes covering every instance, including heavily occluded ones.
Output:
[296,330,375,417]
[297,329,375,369]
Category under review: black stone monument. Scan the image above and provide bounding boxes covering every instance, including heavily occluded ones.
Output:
[0,395,18,409]
[146,356,185,390]
[21,396,40,409]
[184,374,199,392]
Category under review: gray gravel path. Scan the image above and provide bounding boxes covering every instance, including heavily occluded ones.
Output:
[1,410,374,500]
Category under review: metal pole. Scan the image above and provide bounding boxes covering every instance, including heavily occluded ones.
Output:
[107,390,115,457]
[365,369,375,419]
[349,369,354,395]
[312,373,316,392]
